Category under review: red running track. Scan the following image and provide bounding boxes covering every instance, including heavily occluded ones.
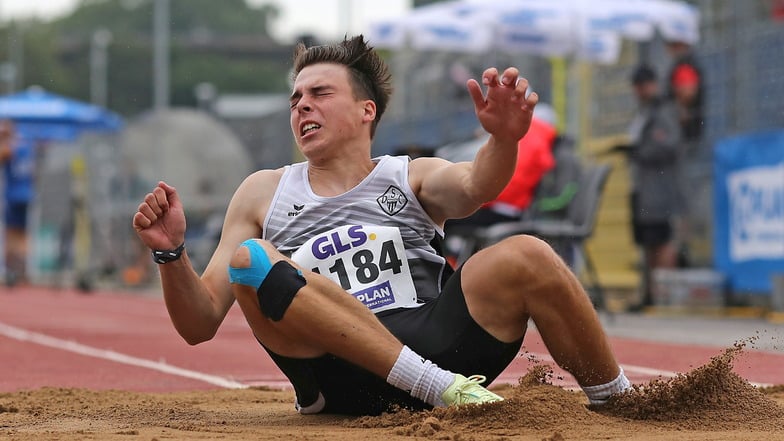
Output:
[1,286,782,394]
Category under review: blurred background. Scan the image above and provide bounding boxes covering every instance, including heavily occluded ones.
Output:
[0,0,781,317]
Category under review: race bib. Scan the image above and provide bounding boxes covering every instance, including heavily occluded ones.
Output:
[290,225,419,313]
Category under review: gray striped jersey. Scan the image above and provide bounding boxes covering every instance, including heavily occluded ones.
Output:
[263,155,447,302]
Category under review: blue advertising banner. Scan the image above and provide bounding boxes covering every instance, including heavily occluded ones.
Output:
[714,130,784,294]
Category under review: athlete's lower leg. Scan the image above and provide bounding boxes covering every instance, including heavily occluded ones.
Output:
[461,235,627,389]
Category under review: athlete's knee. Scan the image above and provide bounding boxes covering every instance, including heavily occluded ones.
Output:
[490,235,568,287]
[229,239,275,287]
[496,235,557,268]
[228,239,307,322]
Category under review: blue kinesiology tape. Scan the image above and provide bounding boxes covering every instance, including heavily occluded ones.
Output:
[228,239,273,288]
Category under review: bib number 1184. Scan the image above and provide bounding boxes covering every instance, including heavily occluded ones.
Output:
[311,240,402,291]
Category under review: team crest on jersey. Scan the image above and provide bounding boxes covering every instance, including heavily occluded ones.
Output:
[376,185,408,216]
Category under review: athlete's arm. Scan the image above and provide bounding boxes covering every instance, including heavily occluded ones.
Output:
[136,170,282,345]
[410,67,538,226]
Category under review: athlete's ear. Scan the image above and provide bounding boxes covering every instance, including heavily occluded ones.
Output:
[362,99,376,124]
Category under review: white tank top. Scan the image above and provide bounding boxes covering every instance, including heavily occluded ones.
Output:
[263,155,447,313]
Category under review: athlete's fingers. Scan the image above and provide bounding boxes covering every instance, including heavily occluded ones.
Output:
[514,77,529,95]
[466,78,485,109]
[523,90,539,112]
[158,181,181,209]
[151,185,170,213]
[481,67,501,88]
[499,67,520,88]
[132,210,153,231]
[140,192,161,218]
[136,201,158,225]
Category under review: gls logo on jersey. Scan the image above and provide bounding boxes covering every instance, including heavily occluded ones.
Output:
[290,225,419,313]
[311,225,367,260]
[377,185,408,216]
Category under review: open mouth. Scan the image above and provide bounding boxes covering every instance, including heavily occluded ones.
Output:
[301,123,321,136]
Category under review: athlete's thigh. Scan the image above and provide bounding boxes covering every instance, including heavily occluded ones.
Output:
[459,235,557,342]
[380,268,522,381]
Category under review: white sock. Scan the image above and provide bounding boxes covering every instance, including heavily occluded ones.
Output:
[581,367,632,405]
[386,345,455,407]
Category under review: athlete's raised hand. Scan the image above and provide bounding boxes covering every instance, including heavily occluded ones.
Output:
[132,181,187,251]
[466,67,539,146]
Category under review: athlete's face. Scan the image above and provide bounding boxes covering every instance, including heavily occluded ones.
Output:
[289,63,376,159]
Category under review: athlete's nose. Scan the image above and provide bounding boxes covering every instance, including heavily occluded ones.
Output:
[295,96,313,113]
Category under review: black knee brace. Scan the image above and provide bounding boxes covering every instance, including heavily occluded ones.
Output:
[257,261,307,321]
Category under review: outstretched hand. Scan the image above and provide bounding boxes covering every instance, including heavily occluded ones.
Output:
[466,67,539,145]
[132,181,187,251]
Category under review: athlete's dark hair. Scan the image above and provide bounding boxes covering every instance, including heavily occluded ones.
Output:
[291,35,392,138]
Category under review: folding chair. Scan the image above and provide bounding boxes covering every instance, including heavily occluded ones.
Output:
[468,163,613,311]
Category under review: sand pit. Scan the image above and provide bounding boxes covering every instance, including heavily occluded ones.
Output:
[1,345,783,441]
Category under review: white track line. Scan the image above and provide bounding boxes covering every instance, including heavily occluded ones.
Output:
[0,321,248,389]
[2,321,773,391]
[526,351,679,377]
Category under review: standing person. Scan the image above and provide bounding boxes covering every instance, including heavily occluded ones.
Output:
[133,35,630,416]
[0,120,36,287]
[665,38,705,266]
[665,39,704,148]
[624,65,683,311]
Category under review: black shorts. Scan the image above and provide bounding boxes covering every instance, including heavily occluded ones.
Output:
[632,222,672,247]
[630,193,672,247]
[263,267,523,416]
[4,202,28,229]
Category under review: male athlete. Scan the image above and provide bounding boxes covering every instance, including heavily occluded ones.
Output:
[133,35,630,415]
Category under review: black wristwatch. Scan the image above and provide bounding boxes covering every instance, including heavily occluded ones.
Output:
[152,243,185,264]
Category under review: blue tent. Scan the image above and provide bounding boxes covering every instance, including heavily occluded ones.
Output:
[0,88,123,141]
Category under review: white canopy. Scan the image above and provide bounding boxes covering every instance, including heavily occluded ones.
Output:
[367,0,699,64]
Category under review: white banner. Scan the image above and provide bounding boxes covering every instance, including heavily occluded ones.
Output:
[728,163,784,261]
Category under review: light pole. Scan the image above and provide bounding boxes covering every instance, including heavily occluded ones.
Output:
[2,23,23,93]
[90,28,112,107]
[153,0,170,110]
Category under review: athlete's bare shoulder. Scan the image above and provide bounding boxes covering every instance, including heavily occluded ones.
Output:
[227,167,286,218]
[233,167,282,195]
[241,167,285,190]
[407,156,452,192]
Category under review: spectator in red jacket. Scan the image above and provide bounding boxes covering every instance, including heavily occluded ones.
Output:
[480,117,556,219]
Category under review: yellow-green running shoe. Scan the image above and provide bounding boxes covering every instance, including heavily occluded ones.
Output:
[441,374,503,406]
